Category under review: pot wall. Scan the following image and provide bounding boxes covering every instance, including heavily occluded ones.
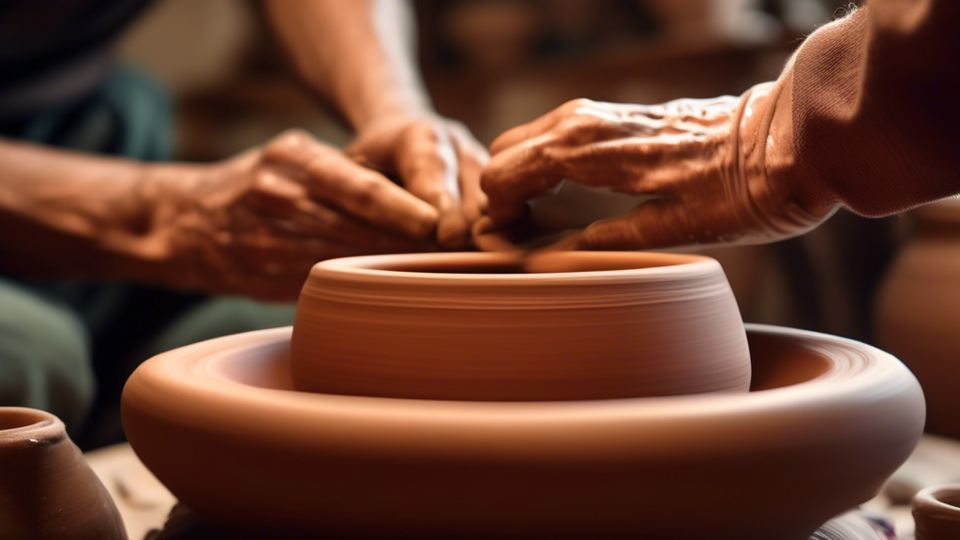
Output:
[0,407,127,540]
[291,252,751,401]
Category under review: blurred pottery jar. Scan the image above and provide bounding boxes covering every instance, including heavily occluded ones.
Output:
[913,485,960,540]
[876,199,960,439]
[0,407,127,540]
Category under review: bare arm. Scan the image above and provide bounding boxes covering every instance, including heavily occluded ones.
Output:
[260,0,428,130]
[261,0,489,248]
[0,131,437,300]
[479,0,960,250]
[0,137,164,280]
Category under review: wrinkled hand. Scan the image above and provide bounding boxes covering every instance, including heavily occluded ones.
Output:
[146,130,438,300]
[347,113,489,249]
[478,87,833,250]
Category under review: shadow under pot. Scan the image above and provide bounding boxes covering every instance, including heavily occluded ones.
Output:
[0,407,127,540]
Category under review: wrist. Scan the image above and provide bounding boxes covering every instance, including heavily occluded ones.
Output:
[109,162,211,285]
[737,81,838,224]
[348,94,433,133]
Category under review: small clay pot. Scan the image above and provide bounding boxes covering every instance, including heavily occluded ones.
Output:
[0,407,127,540]
[291,251,751,400]
[122,325,924,539]
[913,485,960,540]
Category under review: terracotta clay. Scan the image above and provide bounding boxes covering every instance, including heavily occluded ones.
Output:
[913,485,960,540]
[122,325,924,539]
[291,251,751,400]
[0,407,127,540]
[876,199,960,439]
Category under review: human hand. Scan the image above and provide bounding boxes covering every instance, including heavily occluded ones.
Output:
[347,113,489,249]
[477,87,834,250]
[145,130,438,300]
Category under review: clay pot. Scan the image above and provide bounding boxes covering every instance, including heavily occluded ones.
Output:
[876,199,960,439]
[122,325,924,540]
[291,251,751,401]
[0,407,127,540]
[913,485,960,540]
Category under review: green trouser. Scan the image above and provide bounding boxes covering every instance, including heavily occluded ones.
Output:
[0,278,94,429]
[0,67,295,444]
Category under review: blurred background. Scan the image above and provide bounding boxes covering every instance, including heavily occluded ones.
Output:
[116,0,902,344]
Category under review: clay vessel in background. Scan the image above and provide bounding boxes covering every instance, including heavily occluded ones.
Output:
[291,251,751,401]
[0,407,127,540]
[876,199,960,439]
[123,325,924,540]
[913,485,960,540]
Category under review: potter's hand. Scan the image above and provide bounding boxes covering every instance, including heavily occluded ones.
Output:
[347,113,489,249]
[147,130,437,300]
[477,91,833,250]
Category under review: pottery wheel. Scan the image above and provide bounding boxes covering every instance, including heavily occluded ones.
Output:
[142,506,895,540]
[88,436,960,540]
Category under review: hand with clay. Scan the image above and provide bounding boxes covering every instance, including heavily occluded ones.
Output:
[144,130,438,300]
[262,0,489,250]
[477,90,829,250]
[478,0,960,251]
[0,131,437,302]
[347,113,488,249]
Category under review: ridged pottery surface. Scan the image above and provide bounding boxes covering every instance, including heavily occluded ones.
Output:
[122,325,924,540]
[913,485,960,540]
[0,407,127,540]
[876,200,960,439]
[291,251,751,400]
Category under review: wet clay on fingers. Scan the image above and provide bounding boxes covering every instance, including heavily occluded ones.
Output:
[0,407,127,540]
[122,325,924,539]
[290,251,751,400]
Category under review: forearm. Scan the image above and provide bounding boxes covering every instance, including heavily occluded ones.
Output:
[752,0,960,218]
[261,0,431,130]
[0,138,176,281]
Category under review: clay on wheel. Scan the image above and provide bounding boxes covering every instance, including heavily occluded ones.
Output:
[291,251,751,400]
[122,325,924,540]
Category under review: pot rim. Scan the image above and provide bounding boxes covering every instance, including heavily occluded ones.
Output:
[915,484,960,513]
[311,251,721,286]
[0,407,65,447]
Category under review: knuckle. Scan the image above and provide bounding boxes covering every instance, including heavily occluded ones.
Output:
[562,98,595,112]
[251,169,276,191]
[350,178,381,208]
[275,129,311,149]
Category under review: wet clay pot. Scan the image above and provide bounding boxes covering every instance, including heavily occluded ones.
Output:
[291,251,751,400]
[876,200,960,439]
[913,485,960,540]
[122,325,924,540]
[0,407,127,540]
